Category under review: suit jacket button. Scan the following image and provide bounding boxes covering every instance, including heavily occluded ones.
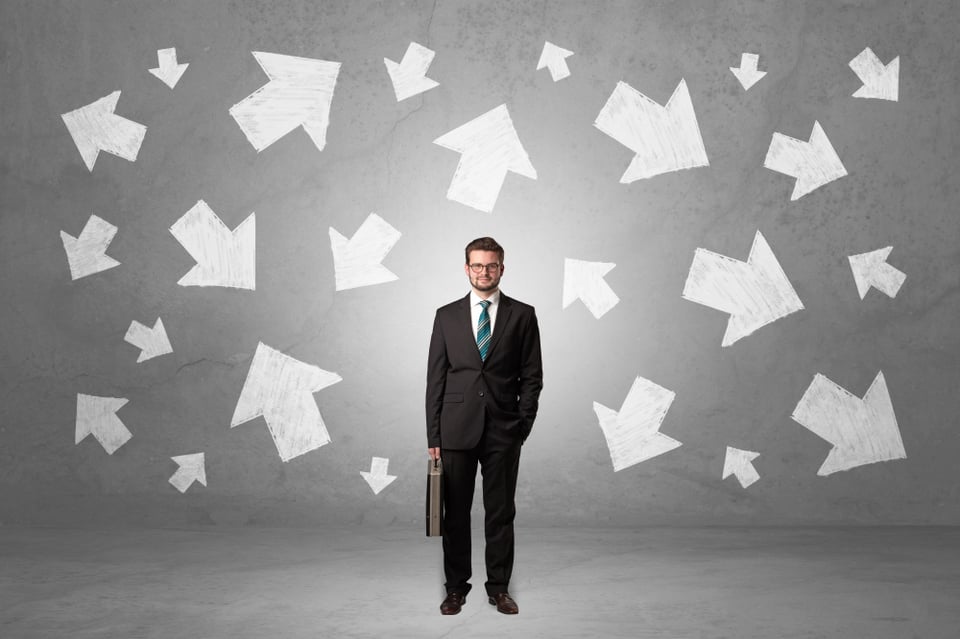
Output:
[479,391,485,397]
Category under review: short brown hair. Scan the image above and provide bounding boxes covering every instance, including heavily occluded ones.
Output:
[464,237,504,264]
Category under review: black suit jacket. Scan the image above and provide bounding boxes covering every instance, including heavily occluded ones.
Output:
[426,293,543,450]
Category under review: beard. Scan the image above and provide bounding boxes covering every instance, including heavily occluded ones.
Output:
[471,275,500,292]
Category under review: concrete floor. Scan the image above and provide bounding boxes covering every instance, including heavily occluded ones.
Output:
[2,525,958,638]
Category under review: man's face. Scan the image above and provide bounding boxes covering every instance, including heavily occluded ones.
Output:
[465,250,503,293]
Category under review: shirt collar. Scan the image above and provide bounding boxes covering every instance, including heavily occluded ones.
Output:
[470,289,501,307]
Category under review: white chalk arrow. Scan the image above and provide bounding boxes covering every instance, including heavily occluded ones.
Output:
[384,42,439,101]
[764,121,847,200]
[433,104,537,213]
[329,213,401,291]
[75,393,131,455]
[791,371,905,476]
[562,258,619,319]
[594,79,709,183]
[170,200,255,289]
[537,41,574,81]
[231,342,342,462]
[722,447,761,488]
[850,47,899,101]
[124,318,173,363]
[593,376,681,472]
[230,51,341,152]
[149,47,189,89]
[849,246,906,300]
[360,456,398,495]
[60,214,121,280]
[730,53,766,91]
[169,453,207,493]
[61,91,147,171]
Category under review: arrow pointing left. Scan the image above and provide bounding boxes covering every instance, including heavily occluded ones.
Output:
[169,453,207,493]
[124,317,173,363]
[593,376,681,472]
[722,447,761,488]
[149,47,189,89]
[360,456,398,495]
[329,213,401,291]
[61,91,147,171]
[75,393,131,454]
[562,258,619,319]
[60,214,121,280]
[170,200,256,289]
[848,246,906,299]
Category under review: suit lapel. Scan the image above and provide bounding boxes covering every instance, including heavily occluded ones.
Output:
[486,294,512,360]
[456,295,478,361]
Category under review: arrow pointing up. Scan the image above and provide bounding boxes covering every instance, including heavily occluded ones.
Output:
[360,456,398,495]
[683,231,804,347]
[149,47,189,89]
[593,376,681,472]
[231,342,342,462]
[124,317,173,363]
[849,47,899,101]
[169,453,207,493]
[60,214,121,280]
[537,41,574,81]
[75,393,131,454]
[562,258,619,319]
[791,371,906,476]
[722,447,761,488]
[170,200,255,289]
[433,104,537,213]
[849,246,906,300]
[384,42,439,101]
[764,121,847,200]
[230,51,341,152]
[329,213,401,291]
[61,91,147,171]
[730,53,766,90]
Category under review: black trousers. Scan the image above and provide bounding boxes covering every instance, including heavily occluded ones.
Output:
[441,425,522,597]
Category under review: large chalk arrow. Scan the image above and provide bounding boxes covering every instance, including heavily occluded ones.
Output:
[61,91,147,171]
[60,214,121,280]
[75,393,131,455]
[722,447,761,488]
[231,342,342,462]
[682,231,803,347]
[360,456,398,495]
[230,51,341,152]
[593,376,681,472]
[433,104,537,213]
[124,317,173,363]
[730,53,766,91]
[764,121,847,200]
[849,47,899,101]
[537,41,574,81]
[594,79,709,183]
[384,42,439,101]
[169,453,207,493]
[170,200,255,289]
[791,371,906,476]
[562,258,619,319]
[149,47,189,89]
[329,213,401,291]
[848,246,906,299]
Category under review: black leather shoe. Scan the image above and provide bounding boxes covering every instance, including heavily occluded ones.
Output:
[488,592,519,614]
[440,591,466,615]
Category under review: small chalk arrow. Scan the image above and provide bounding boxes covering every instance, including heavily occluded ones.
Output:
[849,246,906,300]
[384,42,439,101]
[434,104,537,213]
[329,213,401,291]
[170,200,255,289]
[75,393,131,455]
[593,376,681,472]
[149,47,189,89]
[722,447,761,488]
[792,371,906,476]
[562,258,619,319]
[537,41,574,81]
[849,47,899,101]
[61,90,147,171]
[230,51,341,152]
[60,214,121,280]
[764,121,847,200]
[124,318,173,363]
[169,453,207,493]
[730,53,766,90]
[683,231,804,347]
[360,456,398,495]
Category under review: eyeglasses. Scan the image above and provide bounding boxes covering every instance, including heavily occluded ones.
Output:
[468,263,502,273]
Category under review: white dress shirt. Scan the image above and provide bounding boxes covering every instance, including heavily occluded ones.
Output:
[470,289,500,341]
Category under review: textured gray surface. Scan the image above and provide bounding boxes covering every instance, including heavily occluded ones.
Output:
[1,0,959,526]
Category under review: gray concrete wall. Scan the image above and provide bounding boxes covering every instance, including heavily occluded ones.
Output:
[2,0,958,527]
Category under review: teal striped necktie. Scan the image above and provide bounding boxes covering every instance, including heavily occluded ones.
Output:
[477,299,491,361]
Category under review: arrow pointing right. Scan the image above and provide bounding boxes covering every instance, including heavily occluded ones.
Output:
[562,258,619,319]
[124,318,173,363]
[849,47,899,101]
[764,121,847,200]
[60,214,121,280]
[848,246,906,299]
[169,453,207,493]
[61,91,147,171]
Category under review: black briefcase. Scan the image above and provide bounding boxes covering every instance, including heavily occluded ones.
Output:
[425,458,443,537]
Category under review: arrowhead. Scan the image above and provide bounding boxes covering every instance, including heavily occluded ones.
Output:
[764,121,847,200]
[562,258,619,318]
[149,47,189,89]
[61,91,147,171]
[594,376,680,472]
[75,393,131,454]
[169,453,207,493]
[329,213,401,291]
[384,42,439,101]
[60,214,121,280]
[360,457,397,495]
[848,246,905,299]
[722,446,761,488]
[125,317,173,363]
[537,41,574,81]
[850,47,899,101]
[170,200,256,289]
[730,53,766,90]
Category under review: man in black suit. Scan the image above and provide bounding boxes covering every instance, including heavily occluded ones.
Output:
[426,236,543,616]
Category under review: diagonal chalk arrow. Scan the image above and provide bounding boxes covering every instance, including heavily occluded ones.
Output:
[170,200,255,289]
[149,47,189,89]
[60,214,121,280]
[537,41,574,81]
[764,121,847,200]
[124,317,173,363]
[75,393,131,455]
[169,453,207,493]
[849,47,899,101]
[594,79,709,183]
[433,104,537,213]
[359,456,398,495]
[683,231,803,347]
[329,213,401,291]
[722,447,761,488]
[61,91,147,171]
[562,258,619,319]
[230,51,341,152]
[231,342,342,462]
[791,371,906,476]
[593,376,681,472]
[730,53,766,90]
[849,246,906,300]
[384,42,439,101]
